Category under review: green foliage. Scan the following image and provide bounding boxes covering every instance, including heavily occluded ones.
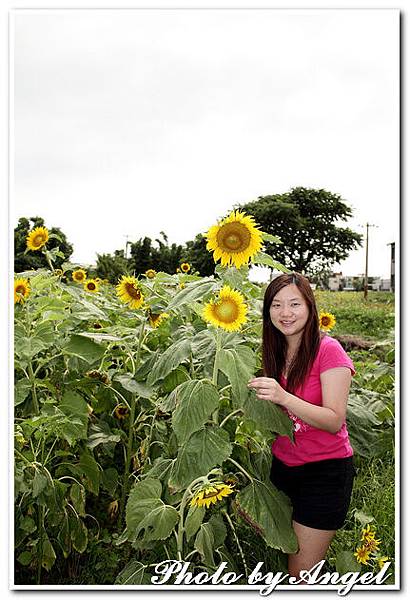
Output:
[237,187,363,275]
[129,231,186,275]
[14,216,73,272]
[95,250,130,284]
[14,255,395,586]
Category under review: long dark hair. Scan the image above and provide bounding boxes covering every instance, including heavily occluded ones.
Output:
[262,272,321,393]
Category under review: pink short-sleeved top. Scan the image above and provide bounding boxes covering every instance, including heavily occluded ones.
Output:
[271,334,355,466]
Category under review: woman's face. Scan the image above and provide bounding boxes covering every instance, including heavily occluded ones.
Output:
[269,283,310,341]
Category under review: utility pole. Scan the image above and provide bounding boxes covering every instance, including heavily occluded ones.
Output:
[361,223,377,300]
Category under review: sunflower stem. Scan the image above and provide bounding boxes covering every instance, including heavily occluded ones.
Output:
[176,475,209,561]
[220,408,244,429]
[27,361,40,416]
[119,320,146,524]
[227,457,254,483]
[222,509,249,579]
[43,248,55,273]
[211,329,222,423]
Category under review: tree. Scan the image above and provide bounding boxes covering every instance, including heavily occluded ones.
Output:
[184,234,215,276]
[129,232,186,275]
[14,217,74,273]
[95,250,131,284]
[237,187,363,276]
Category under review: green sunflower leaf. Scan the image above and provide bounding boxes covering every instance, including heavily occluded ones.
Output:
[171,380,220,445]
[169,426,232,490]
[236,479,298,553]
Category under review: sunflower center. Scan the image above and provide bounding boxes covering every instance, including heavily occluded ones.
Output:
[33,234,45,246]
[217,223,251,252]
[15,285,26,294]
[88,283,96,290]
[212,299,239,323]
[125,283,141,299]
[321,316,330,326]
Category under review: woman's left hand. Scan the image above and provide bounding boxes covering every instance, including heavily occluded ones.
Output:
[247,377,289,406]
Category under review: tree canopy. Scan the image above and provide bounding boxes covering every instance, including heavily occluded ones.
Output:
[14,217,73,273]
[237,187,362,275]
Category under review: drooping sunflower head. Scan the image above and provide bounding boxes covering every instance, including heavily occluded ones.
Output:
[114,404,129,420]
[206,210,263,268]
[14,278,31,304]
[319,311,336,331]
[180,262,190,273]
[72,269,87,283]
[116,275,144,309]
[145,269,157,279]
[26,226,49,251]
[84,279,100,293]
[190,482,234,509]
[203,285,247,331]
[377,556,390,570]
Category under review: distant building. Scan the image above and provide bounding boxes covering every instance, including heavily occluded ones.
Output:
[328,272,343,291]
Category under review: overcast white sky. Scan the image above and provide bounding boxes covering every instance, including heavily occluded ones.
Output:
[12,8,399,278]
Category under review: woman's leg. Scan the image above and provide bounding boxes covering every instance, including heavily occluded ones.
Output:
[288,520,336,581]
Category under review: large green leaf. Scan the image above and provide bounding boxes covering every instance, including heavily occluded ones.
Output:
[59,391,89,444]
[62,334,106,364]
[147,338,192,385]
[185,505,206,541]
[194,522,215,567]
[216,346,256,407]
[15,379,32,406]
[125,478,162,534]
[244,395,294,440]
[86,421,121,449]
[134,501,179,544]
[253,252,290,272]
[169,426,232,490]
[236,480,298,553]
[172,380,220,445]
[114,374,154,398]
[78,451,100,495]
[347,395,383,457]
[167,278,217,310]
[115,561,148,584]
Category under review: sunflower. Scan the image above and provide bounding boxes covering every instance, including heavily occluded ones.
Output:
[203,285,247,331]
[361,524,376,543]
[72,269,87,283]
[354,545,371,565]
[14,278,31,304]
[26,226,49,251]
[180,262,190,273]
[377,556,390,570]
[114,404,129,420]
[148,311,169,328]
[116,275,144,309]
[364,537,382,554]
[319,311,336,331]
[54,269,63,277]
[84,279,99,293]
[190,482,234,509]
[206,210,263,268]
[145,269,157,279]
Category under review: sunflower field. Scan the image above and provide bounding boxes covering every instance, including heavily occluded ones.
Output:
[14,215,396,586]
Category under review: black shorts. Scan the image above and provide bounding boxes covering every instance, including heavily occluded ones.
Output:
[270,454,356,531]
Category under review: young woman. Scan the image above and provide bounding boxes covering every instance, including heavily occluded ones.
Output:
[248,272,356,580]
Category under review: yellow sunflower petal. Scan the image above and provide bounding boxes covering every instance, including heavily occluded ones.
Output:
[14,278,31,304]
[116,275,144,309]
[26,226,49,251]
[319,311,336,331]
[72,269,87,283]
[84,279,100,293]
[205,210,263,268]
[203,285,247,331]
